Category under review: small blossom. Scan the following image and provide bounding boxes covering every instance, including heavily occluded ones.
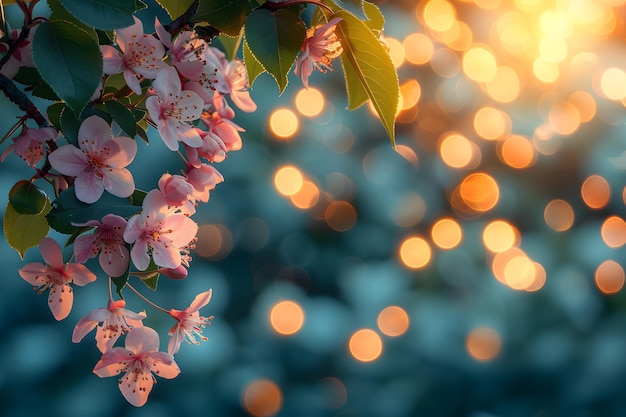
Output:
[218,57,256,112]
[294,18,343,88]
[48,115,137,204]
[184,162,224,203]
[184,128,226,167]
[73,299,146,353]
[18,237,97,320]
[168,289,213,355]
[93,326,180,407]
[124,189,199,271]
[154,17,206,80]
[1,126,57,166]
[146,67,204,151]
[157,173,195,211]
[199,95,244,155]
[100,16,167,94]
[73,214,129,277]
[158,265,188,280]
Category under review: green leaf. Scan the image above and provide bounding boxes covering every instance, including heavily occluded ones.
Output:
[244,8,306,93]
[47,187,142,234]
[105,100,136,138]
[60,106,81,146]
[57,0,139,30]
[32,21,103,116]
[363,1,384,34]
[155,0,195,19]
[13,67,60,101]
[47,102,65,130]
[322,0,366,19]
[128,189,148,206]
[111,268,129,298]
[214,31,243,61]
[9,180,49,215]
[243,39,265,87]
[141,272,159,291]
[4,198,51,259]
[194,0,252,37]
[331,10,398,145]
[48,0,98,41]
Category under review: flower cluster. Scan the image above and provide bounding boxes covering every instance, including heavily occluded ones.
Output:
[1,4,346,407]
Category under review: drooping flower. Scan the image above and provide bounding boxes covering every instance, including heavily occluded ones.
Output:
[157,172,195,211]
[93,326,180,407]
[48,115,137,204]
[146,67,204,151]
[167,289,213,355]
[217,56,257,112]
[73,299,146,353]
[18,237,97,320]
[154,17,206,80]
[199,95,244,154]
[100,16,167,94]
[294,18,343,88]
[123,189,198,271]
[1,126,57,167]
[184,162,224,203]
[73,214,130,277]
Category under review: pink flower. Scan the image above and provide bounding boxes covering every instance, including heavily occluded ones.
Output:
[200,95,244,154]
[146,67,204,151]
[218,57,257,112]
[184,128,226,167]
[0,126,57,166]
[154,17,206,80]
[100,16,167,94]
[48,115,137,204]
[18,237,97,320]
[73,299,146,353]
[93,326,180,407]
[184,162,224,203]
[124,189,198,271]
[167,289,213,355]
[0,28,35,78]
[157,173,195,209]
[73,214,130,277]
[294,18,343,88]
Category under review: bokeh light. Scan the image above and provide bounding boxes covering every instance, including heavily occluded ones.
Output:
[269,108,299,139]
[242,379,283,417]
[349,329,383,362]
[274,165,303,196]
[482,220,519,252]
[466,327,502,362]
[295,88,325,117]
[377,306,410,337]
[581,175,611,209]
[270,300,305,335]
[399,236,432,269]
[601,216,626,248]
[458,172,500,212]
[595,260,625,295]
[544,199,575,232]
[431,217,463,249]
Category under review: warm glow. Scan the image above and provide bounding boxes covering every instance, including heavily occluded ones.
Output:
[485,66,520,103]
[395,144,419,168]
[459,172,500,212]
[474,107,510,140]
[600,67,626,100]
[526,262,547,292]
[274,165,303,196]
[474,0,501,9]
[503,254,536,290]
[349,329,383,362]
[399,236,432,269]
[423,0,456,32]
[270,300,305,335]
[491,247,527,284]
[386,37,405,68]
[269,108,299,139]
[539,36,568,63]
[243,379,283,417]
[431,217,463,249]
[391,192,426,227]
[290,180,320,210]
[195,224,233,261]
[403,32,434,65]
[439,132,474,169]
[499,135,535,169]
[533,57,559,83]
[544,199,575,232]
[496,11,530,55]
[295,88,325,117]
[549,101,581,136]
[377,306,410,337]
[325,201,357,232]
[466,327,501,361]
[595,260,625,294]
[581,175,611,209]
[601,216,626,248]
[462,45,497,83]
[399,79,421,110]
[568,91,596,123]
[482,220,518,252]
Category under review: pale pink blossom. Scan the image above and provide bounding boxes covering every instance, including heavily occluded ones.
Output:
[154,17,205,80]
[93,326,180,407]
[294,18,343,88]
[0,126,57,166]
[157,173,195,210]
[100,16,167,94]
[167,289,213,355]
[188,45,229,101]
[184,162,224,203]
[158,265,188,280]
[18,237,97,320]
[184,128,226,167]
[48,116,137,204]
[200,95,244,154]
[146,67,204,151]
[124,189,198,271]
[218,57,257,112]
[73,299,146,353]
[73,214,129,277]
[0,28,35,78]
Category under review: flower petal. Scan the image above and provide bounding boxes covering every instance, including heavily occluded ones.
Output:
[74,172,105,204]
[39,237,64,268]
[106,136,137,168]
[188,289,212,312]
[149,351,180,378]
[125,326,160,354]
[93,347,133,377]
[99,244,130,278]
[103,167,135,198]
[78,115,112,148]
[72,308,110,342]
[100,45,123,74]
[48,283,73,320]
[48,145,88,177]
[73,233,97,264]
[119,368,153,407]
[65,262,97,286]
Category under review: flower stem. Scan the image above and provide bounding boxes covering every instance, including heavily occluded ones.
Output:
[126,282,170,314]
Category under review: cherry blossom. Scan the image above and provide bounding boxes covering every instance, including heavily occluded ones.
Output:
[1,126,57,167]
[18,237,96,320]
[93,326,180,407]
[48,115,137,204]
[73,214,130,277]
[124,189,198,271]
[73,299,146,353]
[167,289,213,355]
[0,28,34,78]
[100,16,167,95]
[200,95,244,154]
[146,67,204,151]
[184,162,224,203]
[217,56,257,112]
[157,172,195,214]
[294,18,343,88]
[154,17,206,80]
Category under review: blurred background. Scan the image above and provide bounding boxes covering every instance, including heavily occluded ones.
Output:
[1,0,626,416]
